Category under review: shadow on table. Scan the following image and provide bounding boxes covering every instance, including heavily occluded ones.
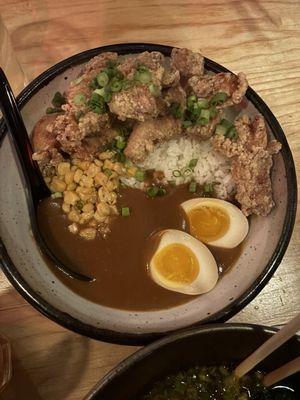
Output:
[0,287,91,400]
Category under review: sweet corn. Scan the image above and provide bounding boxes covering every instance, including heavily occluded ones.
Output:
[57,162,71,176]
[68,210,80,223]
[86,163,99,177]
[74,168,84,183]
[82,203,94,212]
[99,150,114,160]
[94,172,108,186]
[64,190,80,205]
[64,170,75,185]
[51,177,66,193]
[62,202,70,213]
[97,202,110,216]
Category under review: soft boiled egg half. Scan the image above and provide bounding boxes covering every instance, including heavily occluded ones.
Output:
[149,229,218,295]
[181,198,249,249]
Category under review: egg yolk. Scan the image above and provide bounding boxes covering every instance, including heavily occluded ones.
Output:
[153,243,199,285]
[188,205,230,242]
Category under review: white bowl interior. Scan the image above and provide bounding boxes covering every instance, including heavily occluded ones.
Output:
[0,61,287,335]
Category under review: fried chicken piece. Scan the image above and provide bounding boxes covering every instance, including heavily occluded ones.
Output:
[162,67,180,87]
[32,114,59,152]
[185,114,221,140]
[124,116,182,162]
[211,114,281,216]
[188,72,248,107]
[171,48,204,77]
[109,85,158,122]
[118,51,165,88]
[164,85,186,109]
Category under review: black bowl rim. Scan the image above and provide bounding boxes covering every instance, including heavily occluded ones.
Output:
[0,43,297,345]
[84,322,300,399]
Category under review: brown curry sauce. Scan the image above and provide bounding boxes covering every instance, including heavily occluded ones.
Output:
[38,185,242,311]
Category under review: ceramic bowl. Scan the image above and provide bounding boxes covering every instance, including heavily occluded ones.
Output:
[0,44,297,345]
[85,323,300,399]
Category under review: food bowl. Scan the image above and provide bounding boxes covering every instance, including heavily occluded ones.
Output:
[85,323,300,399]
[0,43,297,345]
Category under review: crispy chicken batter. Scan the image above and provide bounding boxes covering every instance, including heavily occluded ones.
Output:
[211,114,281,216]
[171,48,204,77]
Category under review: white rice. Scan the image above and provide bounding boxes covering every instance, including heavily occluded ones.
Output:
[123,137,234,199]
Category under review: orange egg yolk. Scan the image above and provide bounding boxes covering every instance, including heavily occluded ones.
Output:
[153,243,199,285]
[187,205,230,242]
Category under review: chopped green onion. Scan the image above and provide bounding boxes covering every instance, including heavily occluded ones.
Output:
[189,181,197,193]
[106,59,117,69]
[116,152,126,163]
[172,169,182,177]
[210,92,228,106]
[197,99,209,109]
[110,77,123,92]
[88,93,106,114]
[94,88,106,97]
[188,158,198,169]
[135,169,145,182]
[121,207,130,217]
[73,93,86,106]
[147,186,159,198]
[134,70,151,84]
[197,108,210,125]
[209,106,217,118]
[215,124,227,136]
[182,120,193,128]
[170,102,182,119]
[220,118,233,130]
[157,187,167,196]
[46,107,62,114]
[203,182,214,194]
[137,65,149,73]
[182,167,192,176]
[122,79,133,90]
[226,126,238,140]
[116,137,126,150]
[72,76,84,86]
[148,83,160,96]
[103,168,112,176]
[187,95,197,109]
[89,78,98,89]
[51,91,66,108]
[96,71,109,87]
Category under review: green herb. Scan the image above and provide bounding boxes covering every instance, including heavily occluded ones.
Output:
[215,124,227,136]
[148,83,160,96]
[220,118,233,130]
[172,170,181,177]
[46,107,62,114]
[73,93,86,106]
[94,86,112,102]
[226,126,238,140]
[182,120,193,128]
[182,167,192,176]
[210,92,228,106]
[121,207,130,217]
[88,92,107,114]
[170,102,183,119]
[116,137,126,150]
[187,95,197,109]
[122,79,133,90]
[116,152,126,163]
[137,65,149,73]
[103,168,112,176]
[197,108,210,125]
[157,187,167,196]
[51,91,66,108]
[75,200,84,211]
[134,69,151,84]
[197,99,209,109]
[110,77,123,92]
[203,182,214,196]
[188,158,198,169]
[189,181,197,193]
[135,169,145,182]
[96,71,109,87]
[147,186,159,198]
[209,106,218,118]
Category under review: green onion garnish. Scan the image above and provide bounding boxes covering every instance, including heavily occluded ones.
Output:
[182,120,193,128]
[197,108,210,125]
[210,92,228,106]
[89,78,98,89]
[134,70,151,84]
[220,118,233,130]
[51,91,66,108]
[135,169,145,182]
[73,93,86,106]
[182,167,192,176]
[110,77,123,92]
[116,137,126,150]
[121,207,130,217]
[122,79,133,90]
[187,95,197,109]
[197,99,209,109]
[46,107,62,114]
[157,187,167,196]
[88,92,107,114]
[103,168,112,176]
[172,170,181,177]
[96,71,109,87]
[188,158,198,169]
[116,152,126,163]
[148,83,160,96]
[226,126,238,140]
[209,106,217,118]
[170,102,182,119]
[203,182,214,195]
[94,88,106,97]
[147,186,159,197]
[215,124,227,136]
[72,76,84,86]
[189,181,197,193]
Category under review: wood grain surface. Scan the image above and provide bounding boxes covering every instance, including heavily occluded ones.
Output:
[0,1,299,399]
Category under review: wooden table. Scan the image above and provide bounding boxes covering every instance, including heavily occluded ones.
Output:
[0,1,299,398]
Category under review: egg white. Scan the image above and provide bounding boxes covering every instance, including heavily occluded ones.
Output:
[150,229,218,295]
[181,198,249,249]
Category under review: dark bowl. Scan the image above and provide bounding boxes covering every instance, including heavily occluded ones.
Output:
[85,323,300,399]
[0,43,297,345]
